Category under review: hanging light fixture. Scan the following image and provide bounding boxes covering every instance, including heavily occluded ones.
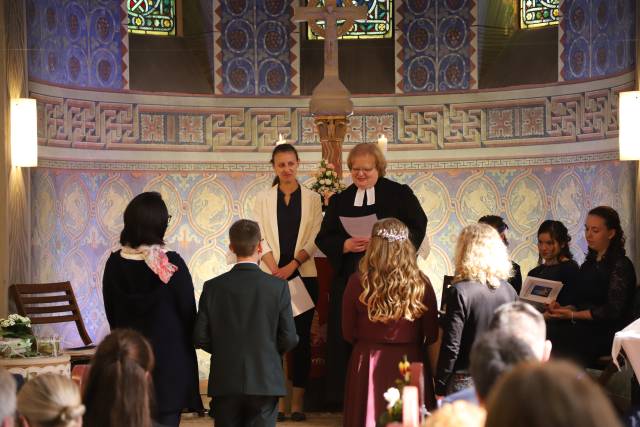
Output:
[10,98,38,167]
[619,91,640,161]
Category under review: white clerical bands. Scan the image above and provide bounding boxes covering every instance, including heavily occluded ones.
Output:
[354,187,376,207]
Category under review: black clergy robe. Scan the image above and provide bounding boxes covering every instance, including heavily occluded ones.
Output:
[315,176,428,408]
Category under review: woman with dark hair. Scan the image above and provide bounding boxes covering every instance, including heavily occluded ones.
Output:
[252,143,323,421]
[84,329,156,427]
[102,192,202,426]
[316,143,428,407]
[547,206,637,367]
[527,220,579,306]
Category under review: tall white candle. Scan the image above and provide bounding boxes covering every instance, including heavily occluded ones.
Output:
[402,386,419,427]
[276,133,287,145]
[377,134,388,153]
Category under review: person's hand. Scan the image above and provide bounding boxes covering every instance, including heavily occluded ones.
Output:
[547,307,573,320]
[273,262,297,280]
[343,237,370,253]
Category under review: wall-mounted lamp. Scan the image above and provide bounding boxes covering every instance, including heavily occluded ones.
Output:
[619,91,640,160]
[10,98,38,167]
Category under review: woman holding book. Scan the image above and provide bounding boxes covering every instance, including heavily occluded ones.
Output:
[252,143,323,421]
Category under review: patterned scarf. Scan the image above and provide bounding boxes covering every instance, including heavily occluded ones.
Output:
[120,245,178,284]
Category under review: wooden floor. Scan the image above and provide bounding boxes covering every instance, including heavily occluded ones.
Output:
[180,413,342,426]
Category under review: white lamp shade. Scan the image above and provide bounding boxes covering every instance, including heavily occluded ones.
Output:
[619,91,640,161]
[10,98,38,167]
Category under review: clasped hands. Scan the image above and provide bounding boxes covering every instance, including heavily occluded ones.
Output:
[544,301,575,320]
[343,237,370,253]
[272,262,298,280]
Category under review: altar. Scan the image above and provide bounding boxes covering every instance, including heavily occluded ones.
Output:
[0,354,71,379]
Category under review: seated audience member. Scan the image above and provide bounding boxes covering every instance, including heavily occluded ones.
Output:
[0,368,16,427]
[527,220,579,306]
[425,401,486,427]
[16,374,84,427]
[83,329,156,427]
[102,191,202,426]
[435,224,518,396]
[547,206,637,367]
[194,219,298,427]
[485,361,623,427]
[442,301,551,406]
[478,215,522,294]
[342,218,439,427]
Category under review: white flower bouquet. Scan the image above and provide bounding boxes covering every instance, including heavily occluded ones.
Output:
[308,159,346,207]
[0,314,35,358]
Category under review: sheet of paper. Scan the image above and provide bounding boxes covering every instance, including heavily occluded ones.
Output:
[519,276,564,305]
[288,276,315,317]
[339,214,379,238]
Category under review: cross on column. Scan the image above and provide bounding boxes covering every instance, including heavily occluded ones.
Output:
[293,0,367,79]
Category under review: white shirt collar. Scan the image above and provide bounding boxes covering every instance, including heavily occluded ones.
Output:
[354,187,375,207]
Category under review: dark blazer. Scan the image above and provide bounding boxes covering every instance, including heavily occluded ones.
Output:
[194,263,298,397]
[102,251,203,413]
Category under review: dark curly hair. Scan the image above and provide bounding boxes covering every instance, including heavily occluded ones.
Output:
[586,206,626,262]
[537,220,573,264]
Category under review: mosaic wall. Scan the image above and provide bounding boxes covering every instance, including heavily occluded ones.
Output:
[213,0,299,95]
[26,0,129,89]
[30,157,636,377]
[559,0,636,81]
[31,77,632,150]
[395,0,477,93]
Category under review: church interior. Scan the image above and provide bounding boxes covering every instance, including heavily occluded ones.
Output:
[0,0,639,425]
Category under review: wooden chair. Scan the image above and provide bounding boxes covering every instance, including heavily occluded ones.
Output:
[9,282,95,364]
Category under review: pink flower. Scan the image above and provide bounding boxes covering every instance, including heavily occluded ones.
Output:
[327,163,335,169]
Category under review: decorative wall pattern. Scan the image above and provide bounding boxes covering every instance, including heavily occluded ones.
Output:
[31,77,633,150]
[213,0,299,95]
[30,158,636,378]
[395,0,478,93]
[559,0,636,81]
[26,0,129,89]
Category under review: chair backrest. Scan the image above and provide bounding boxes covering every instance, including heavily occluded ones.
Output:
[9,282,92,346]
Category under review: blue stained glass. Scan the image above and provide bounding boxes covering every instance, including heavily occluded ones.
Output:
[128,0,176,36]
[307,0,393,40]
[521,0,560,29]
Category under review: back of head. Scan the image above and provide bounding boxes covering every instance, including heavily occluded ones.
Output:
[425,401,486,427]
[120,192,169,248]
[453,223,511,289]
[17,373,84,427]
[489,302,547,360]
[358,218,428,322]
[485,361,622,427]
[469,330,537,402]
[478,215,508,234]
[0,368,16,424]
[83,329,155,427]
[229,219,261,258]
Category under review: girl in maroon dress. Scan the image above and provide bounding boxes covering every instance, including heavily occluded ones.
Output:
[342,218,439,427]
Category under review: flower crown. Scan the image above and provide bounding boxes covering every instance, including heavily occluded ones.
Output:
[375,228,408,242]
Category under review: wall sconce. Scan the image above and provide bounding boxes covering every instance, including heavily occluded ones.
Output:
[10,98,38,167]
[619,91,640,161]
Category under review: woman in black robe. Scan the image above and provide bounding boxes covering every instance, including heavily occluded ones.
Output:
[315,143,427,408]
[102,192,203,426]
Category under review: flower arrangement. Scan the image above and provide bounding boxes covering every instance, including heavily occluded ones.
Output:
[378,355,412,425]
[308,159,346,206]
[0,314,36,358]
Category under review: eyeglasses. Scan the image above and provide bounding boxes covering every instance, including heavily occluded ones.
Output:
[351,167,375,174]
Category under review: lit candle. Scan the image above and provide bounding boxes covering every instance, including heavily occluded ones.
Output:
[402,386,419,427]
[377,134,388,153]
[276,133,287,145]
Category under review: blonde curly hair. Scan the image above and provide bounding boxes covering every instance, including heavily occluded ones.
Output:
[453,223,512,289]
[358,218,429,322]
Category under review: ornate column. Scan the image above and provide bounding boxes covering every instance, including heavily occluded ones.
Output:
[314,115,348,178]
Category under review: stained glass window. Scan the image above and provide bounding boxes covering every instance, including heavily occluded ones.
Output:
[307,0,392,40]
[521,0,560,29]
[128,0,176,35]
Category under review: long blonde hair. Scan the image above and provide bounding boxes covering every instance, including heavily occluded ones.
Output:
[17,373,84,427]
[453,223,512,289]
[358,218,428,322]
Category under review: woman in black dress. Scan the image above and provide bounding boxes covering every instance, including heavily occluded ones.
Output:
[547,206,637,366]
[528,220,579,306]
[102,192,203,426]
